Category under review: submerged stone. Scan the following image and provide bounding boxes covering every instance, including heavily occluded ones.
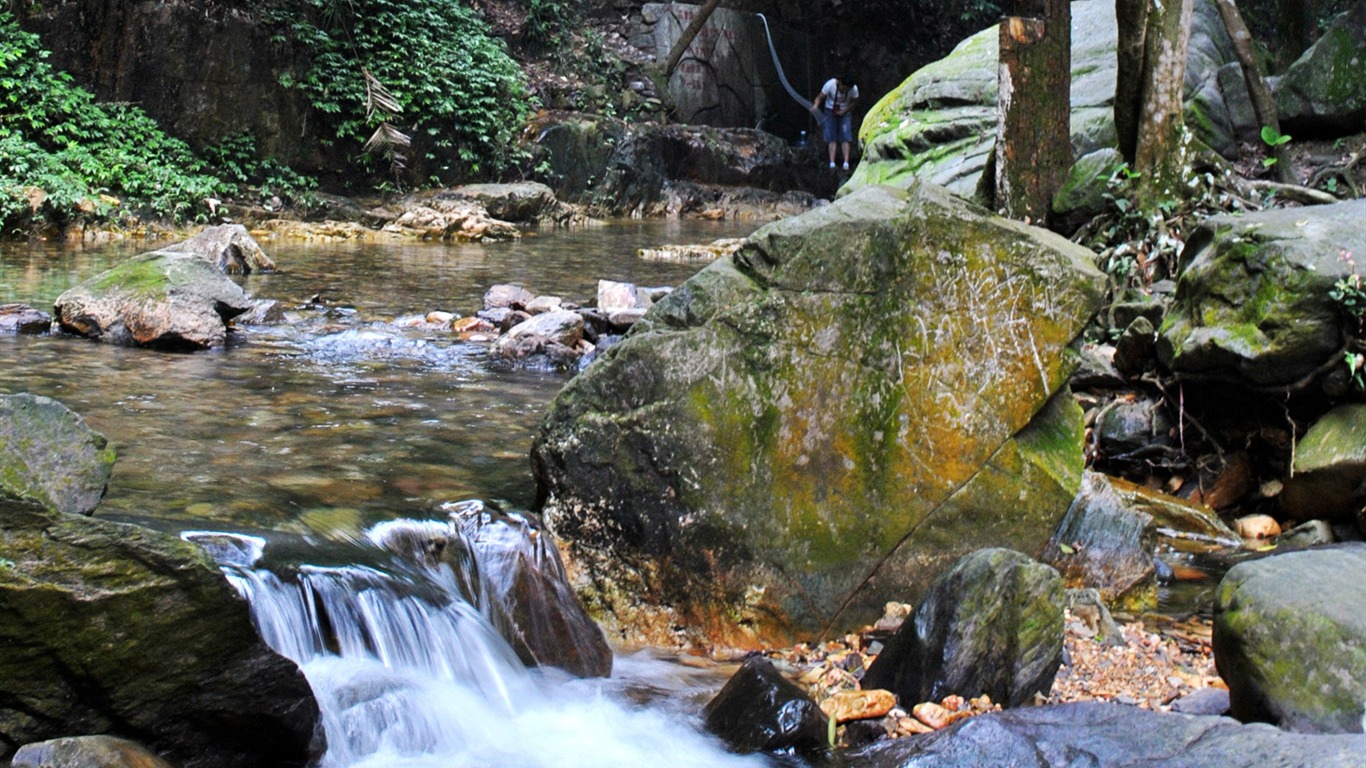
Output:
[533,182,1105,646]
[0,394,115,516]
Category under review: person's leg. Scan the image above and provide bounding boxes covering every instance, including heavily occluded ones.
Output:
[841,142,851,167]
[823,112,837,167]
[839,113,854,169]
[828,142,837,167]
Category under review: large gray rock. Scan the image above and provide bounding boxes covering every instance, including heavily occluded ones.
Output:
[419,183,573,224]
[0,394,115,516]
[862,549,1064,708]
[848,0,1255,199]
[11,735,174,768]
[1157,199,1366,388]
[533,182,1105,647]
[53,251,254,349]
[162,224,276,275]
[1213,544,1366,734]
[0,503,321,767]
[1040,472,1156,609]
[851,701,1366,767]
[1275,3,1366,137]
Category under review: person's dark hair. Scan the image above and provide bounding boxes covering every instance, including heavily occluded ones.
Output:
[839,74,853,87]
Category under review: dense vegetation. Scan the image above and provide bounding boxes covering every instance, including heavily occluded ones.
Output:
[267,0,533,184]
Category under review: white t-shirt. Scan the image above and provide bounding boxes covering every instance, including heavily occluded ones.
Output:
[821,79,859,113]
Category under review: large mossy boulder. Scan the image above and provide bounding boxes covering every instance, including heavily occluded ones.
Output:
[54,251,254,350]
[853,701,1366,767]
[1213,544,1366,734]
[862,549,1064,708]
[0,394,115,516]
[847,0,1254,199]
[532,182,1106,646]
[1280,403,1366,521]
[1275,2,1366,137]
[1157,198,1366,389]
[0,503,321,767]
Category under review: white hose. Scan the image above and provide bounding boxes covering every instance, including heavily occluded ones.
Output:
[757,13,820,115]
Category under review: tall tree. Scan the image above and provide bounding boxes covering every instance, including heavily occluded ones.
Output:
[995,0,1072,224]
[1114,0,1197,210]
[1215,0,1294,181]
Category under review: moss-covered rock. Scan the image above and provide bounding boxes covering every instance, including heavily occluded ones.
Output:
[1156,199,1366,388]
[1213,544,1366,734]
[53,250,253,350]
[862,548,1064,708]
[532,182,1105,646]
[0,394,115,516]
[846,0,1254,201]
[0,502,321,767]
[1281,403,1366,521]
[1275,3,1366,137]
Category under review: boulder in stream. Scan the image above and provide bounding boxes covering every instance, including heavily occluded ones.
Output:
[53,251,254,350]
[703,656,829,756]
[862,548,1064,709]
[0,304,52,334]
[11,735,174,768]
[0,393,115,516]
[850,701,1366,767]
[162,224,276,275]
[1213,543,1366,734]
[0,503,321,768]
[533,182,1106,647]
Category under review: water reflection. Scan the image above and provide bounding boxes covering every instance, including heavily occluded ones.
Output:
[0,221,756,531]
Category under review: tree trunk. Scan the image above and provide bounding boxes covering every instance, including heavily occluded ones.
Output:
[995,1,1072,224]
[1115,0,1196,209]
[1114,0,1150,164]
[1276,0,1316,72]
[1215,0,1293,182]
[663,0,724,79]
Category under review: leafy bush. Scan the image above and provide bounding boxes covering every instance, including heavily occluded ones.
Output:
[0,12,227,233]
[270,0,533,184]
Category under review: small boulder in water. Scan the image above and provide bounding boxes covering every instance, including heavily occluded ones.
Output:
[0,393,115,516]
[11,735,175,768]
[483,284,536,311]
[491,310,586,364]
[0,304,52,334]
[703,656,829,755]
[162,224,276,275]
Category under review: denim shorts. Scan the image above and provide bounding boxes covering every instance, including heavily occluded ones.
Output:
[823,111,853,143]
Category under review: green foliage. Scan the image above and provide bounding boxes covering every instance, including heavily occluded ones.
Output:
[521,0,578,52]
[1260,125,1292,167]
[201,132,317,200]
[0,12,226,233]
[1330,272,1366,324]
[269,0,533,184]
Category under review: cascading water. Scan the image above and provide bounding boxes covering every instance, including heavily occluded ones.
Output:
[187,525,766,768]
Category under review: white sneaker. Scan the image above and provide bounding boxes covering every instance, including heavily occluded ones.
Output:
[828,161,836,169]
[842,162,850,170]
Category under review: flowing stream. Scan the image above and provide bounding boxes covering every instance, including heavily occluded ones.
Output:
[0,220,768,767]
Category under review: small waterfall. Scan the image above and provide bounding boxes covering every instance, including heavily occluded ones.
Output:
[188,527,765,768]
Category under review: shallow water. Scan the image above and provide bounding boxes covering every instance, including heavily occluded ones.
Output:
[0,221,754,535]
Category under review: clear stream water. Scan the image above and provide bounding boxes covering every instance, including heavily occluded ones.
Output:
[0,220,773,767]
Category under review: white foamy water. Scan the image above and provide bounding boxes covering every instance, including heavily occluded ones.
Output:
[216,536,764,768]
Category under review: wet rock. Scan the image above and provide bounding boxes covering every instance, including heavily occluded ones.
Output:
[534,182,1104,646]
[236,299,285,326]
[491,310,585,362]
[1214,543,1366,733]
[0,304,51,334]
[703,657,829,755]
[0,504,321,768]
[11,735,174,768]
[1042,472,1155,608]
[0,394,115,516]
[1281,403,1366,522]
[163,224,276,275]
[384,199,520,242]
[1094,397,1173,460]
[524,296,564,315]
[1275,2,1366,137]
[862,549,1064,709]
[417,183,576,225]
[483,284,536,311]
[637,238,747,262]
[1233,514,1281,540]
[1158,199,1366,389]
[448,504,612,678]
[1104,475,1241,544]
[851,701,1366,767]
[54,251,253,349]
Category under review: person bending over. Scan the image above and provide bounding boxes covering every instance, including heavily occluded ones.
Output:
[813,75,859,170]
